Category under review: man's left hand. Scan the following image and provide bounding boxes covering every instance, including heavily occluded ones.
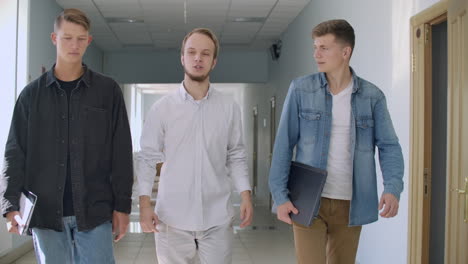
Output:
[379,193,399,218]
[239,191,253,228]
[112,211,130,242]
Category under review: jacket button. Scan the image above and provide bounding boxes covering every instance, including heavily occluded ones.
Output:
[59,163,65,167]
[61,115,66,119]
[56,210,61,215]
[61,139,65,143]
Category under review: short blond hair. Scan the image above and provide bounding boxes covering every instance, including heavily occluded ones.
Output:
[181,28,219,59]
[54,8,91,32]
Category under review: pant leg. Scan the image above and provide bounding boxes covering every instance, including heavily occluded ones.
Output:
[32,218,73,264]
[196,220,233,264]
[326,199,362,264]
[292,217,327,264]
[155,220,198,264]
[72,219,115,264]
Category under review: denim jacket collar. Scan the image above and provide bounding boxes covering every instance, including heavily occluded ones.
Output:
[318,66,360,94]
[46,64,91,88]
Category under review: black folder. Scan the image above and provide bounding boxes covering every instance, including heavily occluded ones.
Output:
[287,161,327,226]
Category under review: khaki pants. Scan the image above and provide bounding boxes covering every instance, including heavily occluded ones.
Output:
[155,220,233,264]
[292,197,362,264]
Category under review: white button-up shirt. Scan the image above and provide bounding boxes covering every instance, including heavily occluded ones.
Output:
[136,83,251,231]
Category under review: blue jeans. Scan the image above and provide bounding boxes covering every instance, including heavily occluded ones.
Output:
[32,216,115,264]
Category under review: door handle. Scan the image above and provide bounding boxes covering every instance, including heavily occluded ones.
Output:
[455,177,468,223]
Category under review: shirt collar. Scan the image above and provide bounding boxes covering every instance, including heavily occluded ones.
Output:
[46,63,91,88]
[319,66,360,93]
[178,81,213,101]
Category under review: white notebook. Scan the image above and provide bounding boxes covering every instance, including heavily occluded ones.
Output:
[17,190,37,235]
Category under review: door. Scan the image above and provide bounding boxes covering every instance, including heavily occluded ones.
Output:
[446,0,468,263]
[252,106,258,197]
[409,3,448,263]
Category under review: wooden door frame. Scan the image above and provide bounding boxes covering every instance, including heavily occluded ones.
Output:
[409,2,448,264]
[446,0,467,262]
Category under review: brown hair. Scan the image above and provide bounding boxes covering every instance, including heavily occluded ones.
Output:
[181,28,219,59]
[312,19,355,51]
[54,8,91,32]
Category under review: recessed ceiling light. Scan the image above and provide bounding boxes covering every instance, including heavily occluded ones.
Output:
[122,44,154,48]
[231,17,265,23]
[106,17,144,23]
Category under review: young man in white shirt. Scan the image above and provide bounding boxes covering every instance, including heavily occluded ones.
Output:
[136,28,253,264]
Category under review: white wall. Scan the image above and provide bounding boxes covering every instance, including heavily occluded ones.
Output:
[0,0,20,256]
[267,0,441,263]
[103,50,269,84]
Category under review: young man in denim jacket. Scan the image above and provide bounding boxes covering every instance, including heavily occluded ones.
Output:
[269,19,404,264]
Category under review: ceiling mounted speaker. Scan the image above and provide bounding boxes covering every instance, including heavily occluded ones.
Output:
[269,40,282,61]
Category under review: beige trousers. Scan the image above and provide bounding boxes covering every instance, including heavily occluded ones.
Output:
[155,220,233,264]
[292,197,362,264]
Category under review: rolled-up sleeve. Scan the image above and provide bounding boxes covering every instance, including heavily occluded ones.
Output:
[226,103,251,193]
[136,103,165,197]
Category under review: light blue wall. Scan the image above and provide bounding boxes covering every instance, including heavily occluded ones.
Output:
[103,50,268,84]
[28,0,103,82]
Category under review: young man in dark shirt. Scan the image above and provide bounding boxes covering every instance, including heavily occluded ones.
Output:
[1,8,133,263]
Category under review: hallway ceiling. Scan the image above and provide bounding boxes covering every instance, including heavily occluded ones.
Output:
[55,0,311,52]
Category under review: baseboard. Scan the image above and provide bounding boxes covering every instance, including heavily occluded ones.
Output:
[0,240,33,264]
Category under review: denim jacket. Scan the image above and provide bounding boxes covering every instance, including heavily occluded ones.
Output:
[268,68,404,226]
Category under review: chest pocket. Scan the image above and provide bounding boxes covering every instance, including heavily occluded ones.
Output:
[83,105,109,145]
[356,117,374,151]
[299,110,322,144]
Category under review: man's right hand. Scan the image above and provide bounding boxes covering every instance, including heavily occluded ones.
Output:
[276,201,299,225]
[6,211,21,234]
[139,195,159,233]
[139,206,159,233]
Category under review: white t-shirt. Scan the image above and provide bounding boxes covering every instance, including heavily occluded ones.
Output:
[322,80,354,200]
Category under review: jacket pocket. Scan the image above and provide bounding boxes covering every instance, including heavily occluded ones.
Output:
[83,105,109,145]
[356,117,374,151]
[299,109,322,144]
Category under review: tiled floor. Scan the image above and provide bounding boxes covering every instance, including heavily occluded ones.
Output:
[12,202,296,264]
